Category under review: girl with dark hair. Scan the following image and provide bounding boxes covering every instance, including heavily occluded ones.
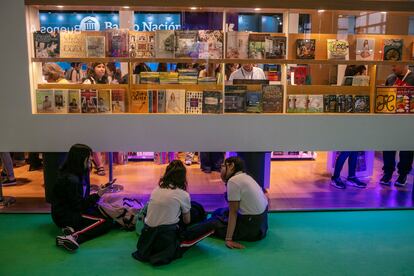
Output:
[51,144,113,252]
[83,62,108,84]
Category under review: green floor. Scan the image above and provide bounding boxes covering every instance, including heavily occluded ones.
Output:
[1,210,413,276]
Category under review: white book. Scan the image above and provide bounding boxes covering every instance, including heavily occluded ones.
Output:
[166,89,185,114]
[356,38,375,61]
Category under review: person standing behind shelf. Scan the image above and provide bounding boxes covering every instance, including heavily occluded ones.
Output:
[43,63,70,84]
[65,62,85,83]
[0,153,16,186]
[380,65,414,187]
[106,62,122,84]
[228,64,266,82]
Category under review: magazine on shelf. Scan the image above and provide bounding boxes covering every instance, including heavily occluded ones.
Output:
[337,95,346,113]
[175,30,198,58]
[198,30,223,59]
[60,31,87,58]
[354,95,370,113]
[185,91,203,114]
[129,31,155,58]
[294,95,308,113]
[166,89,185,113]
[356,38,375,61]
[308,95,324,113]
[33,31,60,58]
[296,39,315,59]
[262,85,283,113]
[155,30,175,58]
[36,89,55,113]
[248,33,267,59]
[225,85,247,113]
[106,29,129,57]
[68,90,81,113]
[327,39,349,60]
[324,95,338,113]
[98,90,111,113]
[293,66,308,85]
[245,91,263,113]
[287,95,296,113]
[111,89,126,113]
[202,91,223,114]
[54,90,68,114]
[130,90,149,113]
[396,88,410,113]
[344,95,354,113]
[383,39,403,61]
[86,35,105,58]
[265,36,286,59]
[226,31,249,59]
[375,87,397,113]
[81,89,98,113]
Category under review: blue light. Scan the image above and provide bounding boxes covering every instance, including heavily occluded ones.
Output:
[40,14,47,21]
[166,16,172,21]
[112,15,118,21]
[76,14,82,20]
[57,15,64,21]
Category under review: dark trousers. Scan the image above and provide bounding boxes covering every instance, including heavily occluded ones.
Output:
[28,152,42,167]
[382,151,413,176]
[200,152,224,171]
[333,151,358,179]
[236,152,270,188]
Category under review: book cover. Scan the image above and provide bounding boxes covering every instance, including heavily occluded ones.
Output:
[354,95,370,113]
[54,89,68,114]
[336,95,346,113]
[148,90,153,113]
[352,75,370,86]
[129,31,155,58]
[226,31,249,59]
[262,85,283,113]
[86,35,105,58]
[375,87,396,113]
[287,95,296,113]
[166,89,185,114]
[111,89,126,113]
[148,90,158,113]
[295,95,308,113]
[293,66,308,85]
[68,89,81,113]
[265,36,286,59]
[106,29,129,57]
[185,91,203,114]
[36,89,54,113]
[383,39,403,61]
[130,90,149,113]
[245,91,263,113]
[81,89,98,113]
[225,85,247,113]
[296,39,315,59]
[60,31,87,58]
[98,90,111,113]
[202,91,223,114]
[410,88,414,113]
[155,30,175,58]
[356,38,375,61]
[327,39,349,60]
[324,95,337,113]
[395,87,410,113]
[33,31,59,58]
[248,33,267,59]
[344,95,354,113]
[157,90,166,113]
[175,30,198,58]
[198,30,223,59]
[308,95,324,113]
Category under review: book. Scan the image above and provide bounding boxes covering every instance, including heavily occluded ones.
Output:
[265,36,286,59]
[375,87,397,113]
[262,85,283,113]
[245,91,263,113]
[324,95,337,113]
[36,89,54,113]
[395,87,410,113]
[129,31,155,58]
[287,95,296,113]
[356,38,375,61]
[296,39,315,59]
[130,90,149,113]
[166,89,185,113]
[308,95,324,113]
[157,90,166,113]
[344,95,354,113]
[410,88,414,113]
[352,75,370,86]
[106,29,129,57]
[81,90,98,113]
[60,31,87,58]
[202,91,223,114]
[148,90,153,113]
[248,33,267,59]
[68,90,81,113]
[175,30,198,58]
[185,91,203,114]
[198,30,223,59]
[293,66,308,85]
[295,95,308,113]
[383,39,403,61]
[327,39,349,60]
[54,89,68,114]
[354,95,370,113]
[86,35,105,58]
[33,31,60,58]
[155,30,175,58]
[98,90,111,113]
[111,89,126,113]
[336,95,346,113]
[225,85,247,113]
[226,31,249,59]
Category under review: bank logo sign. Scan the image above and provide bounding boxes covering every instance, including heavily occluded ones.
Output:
[79,16,100,31]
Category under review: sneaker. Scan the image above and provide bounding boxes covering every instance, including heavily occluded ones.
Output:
[347,177,367,188]
[1,178,17,186]
[185,160,192,166]
[56,235,79,252]
[379,174,392,186]
[395,175,407,187]
[62,226,75,236]
[331,177,346,189]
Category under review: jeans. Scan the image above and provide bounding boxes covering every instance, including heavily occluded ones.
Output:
[382,151,413,176]
[333,151,358,179]
[0,152,15,179]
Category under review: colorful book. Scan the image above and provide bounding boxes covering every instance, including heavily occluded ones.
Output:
[98,90,111,113]
[111,89,126,113]
[383,39,403,61]
[130,90,149,113]
[295,95,308,113]
[157,90,166,113]
[147,90,158,113]
[175,30,198,58]
[265,36,286,59]
[225,85,247,113]
[33,31,60,58]
[129,31,155,58]
[226,31,249,59]
[395,88,410,113]
[202,91,223,114]
[106,29,129,57]
[36,89,54,113]
[166,89,185,114]
[86,35,105,58]
[287,95,296,113]
[336,95,346,113]
[296,39,315,59]
[410,89,414,113]
[293,66,308,85]
[248,34,267,59]
[308,95,324,113]
[324,95,337,113]
[262,85,283,113]
[356,38,375,61]
[81,89,98,113]
[344,95,354,113]
[68,90,81,113]
[245,91,263,113]
[198,30,223,59]
[155,30,175,58]
[185,91,203,114]
[327,39,349,60]
[60,31,87,58]
[54,90,68,114]
[375,87,397,113]
[354,95,370,113]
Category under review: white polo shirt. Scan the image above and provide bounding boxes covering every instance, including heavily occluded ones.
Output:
[145,186,191,227]
[227,172,268,215]
[229,67,266,82]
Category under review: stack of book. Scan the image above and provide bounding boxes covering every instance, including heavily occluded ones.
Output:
[159,72,179,84]
[139,72,160,84]
[198,77,217,84]
[178,69,198,84]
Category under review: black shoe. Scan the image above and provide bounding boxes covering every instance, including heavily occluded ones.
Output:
[56,235,79,252]
[379,174,392,186]
[1,178,17,186]
[395,175,407,187]
[331,177,346,189]
[347,177,367,188]
[62,226,75,236]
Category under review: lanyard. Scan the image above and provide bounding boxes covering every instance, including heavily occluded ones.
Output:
[241,68,253,79]
[394,70,411,85]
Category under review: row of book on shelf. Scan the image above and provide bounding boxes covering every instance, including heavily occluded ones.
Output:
[34,29,414,60]
[375,86,414,113]
[287,95,370,113]
[135,70,217,84]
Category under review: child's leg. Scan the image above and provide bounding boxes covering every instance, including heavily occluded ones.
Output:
[347,152,359,178]
[332,151,351,179]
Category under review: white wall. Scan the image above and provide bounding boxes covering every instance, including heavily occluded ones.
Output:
[0,1,413,152]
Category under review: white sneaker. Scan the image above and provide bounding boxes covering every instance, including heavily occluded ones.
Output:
[56,235,79,252]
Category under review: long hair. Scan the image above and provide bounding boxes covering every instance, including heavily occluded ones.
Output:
[87,62,108,84]
[223,156,245,181]
[159,160,188,191]
[60,144,92,177]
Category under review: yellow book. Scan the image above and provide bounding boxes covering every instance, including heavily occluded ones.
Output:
[60,31,87,58]
[375,87,397,113]
[130,90,149,113]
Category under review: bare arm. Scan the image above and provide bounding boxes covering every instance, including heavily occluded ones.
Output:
[225,201,245,249]
[182,211,191,224]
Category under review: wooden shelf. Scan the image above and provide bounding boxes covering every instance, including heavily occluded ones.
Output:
[131,84,222,90]
[37,84,129,89]
[287,85,370,95]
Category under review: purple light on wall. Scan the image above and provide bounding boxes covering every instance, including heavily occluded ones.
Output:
[181,12,223,30]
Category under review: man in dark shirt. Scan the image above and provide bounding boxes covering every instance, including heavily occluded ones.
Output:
[380,65,414,187]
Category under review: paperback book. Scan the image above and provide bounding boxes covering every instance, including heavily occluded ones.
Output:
[225,85,247,113]
[383,39,403,61]
[129,31,155,58]
[245,91,263,113]
[202,91,223,114]
[111,89,126,113]
[106,29,129,57]
[130,90,149,113]
[86,35,105,58]
[185,91,203,114]
[68,90,81,113]
[226,31,249,59]
[198,30,223,59]
[375,87,397,113]
[155,30,175,58]
[395,88,410,113]
[262,85,283,113]
[98,90,111,113]
[54,89,68,113]
[81,89,98,113]
[327,39,349,60]
[33,31,60,58]
[324,95,338,113]
[307,95,324,113]
[60,31,87,58]
[354,95,370,113]
[248,33,267,59]
[157,90,167,113]
[296,39,316,59]
[175,30,198,58]
[265,36,286,59]
[166,89,185,113]
[36,89,54,113]
[356,38,375,61]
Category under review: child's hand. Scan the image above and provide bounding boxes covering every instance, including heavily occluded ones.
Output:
[225,240,245,249]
